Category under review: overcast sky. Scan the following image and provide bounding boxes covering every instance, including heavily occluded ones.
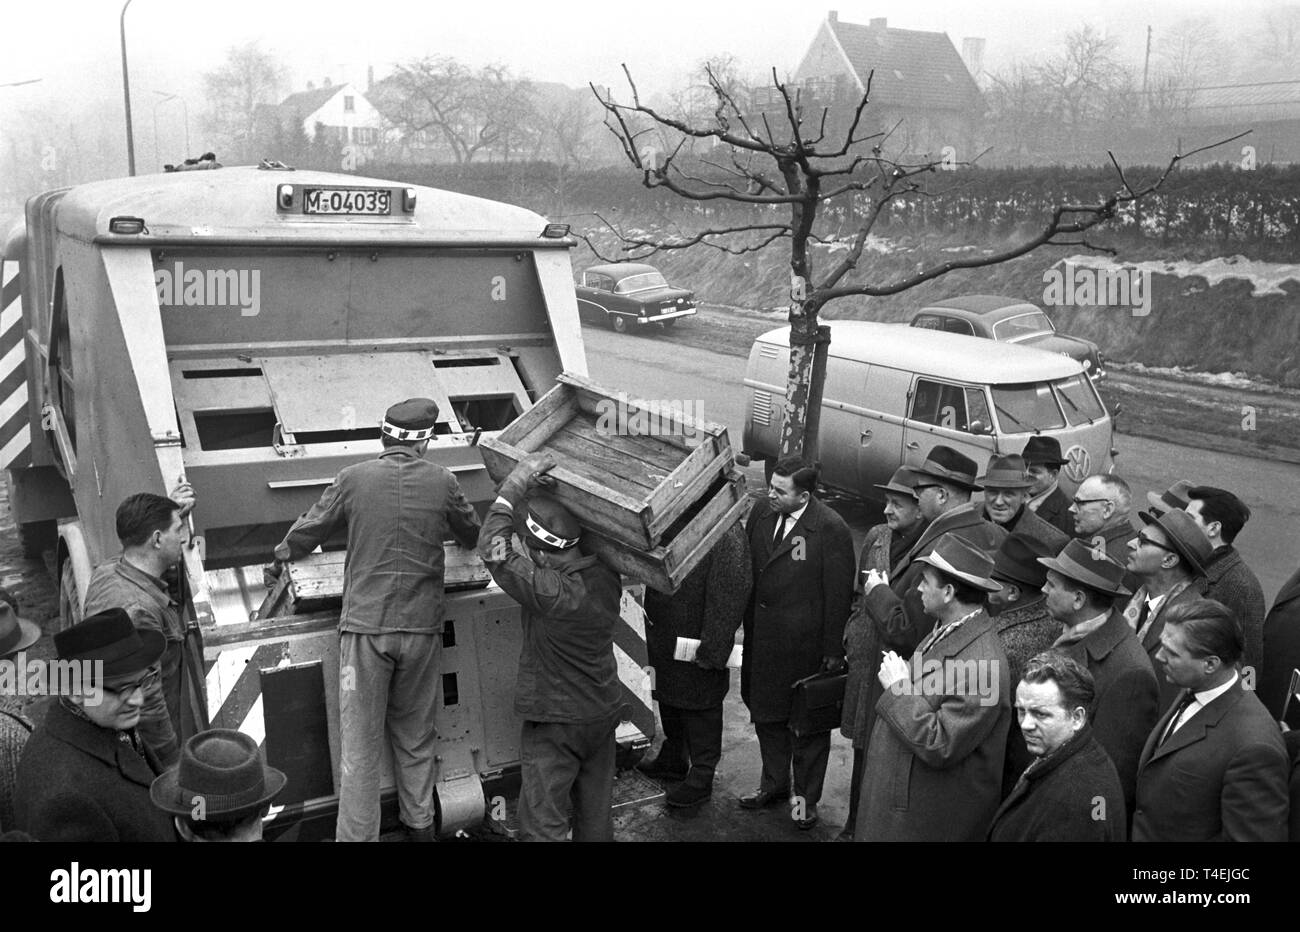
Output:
[0,0,1286,178]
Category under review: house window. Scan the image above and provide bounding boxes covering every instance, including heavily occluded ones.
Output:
[352,127,377,144]
[344,95,355,113]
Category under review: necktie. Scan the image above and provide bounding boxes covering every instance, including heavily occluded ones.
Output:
[1159,691,1197,745]
[772,515,786,546]
[1134,599,1152,640]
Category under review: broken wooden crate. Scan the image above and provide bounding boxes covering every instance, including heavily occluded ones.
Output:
[478,372,749,594]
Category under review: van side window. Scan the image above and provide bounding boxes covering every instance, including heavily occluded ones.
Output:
[910,379,969,432]
[965,387,991,432]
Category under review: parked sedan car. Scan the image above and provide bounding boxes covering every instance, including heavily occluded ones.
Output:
[909,295,1106,380]
[576,263,697,333]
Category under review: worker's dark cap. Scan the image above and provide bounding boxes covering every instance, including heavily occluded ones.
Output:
[381,398,440,442]
[521,494,581,551]
[1021,436,1068,467]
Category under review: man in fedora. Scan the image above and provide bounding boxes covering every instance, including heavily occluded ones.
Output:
[839,466,926,838]
[1145,479,1193,518]
[1184,486,1266,679]
[1039,539,1157,812]
[862,445,1005,658]
[151,728,286,841]
[857,534,1012,841]
[273,398,481,842]
[740,457,854,830]
[1022,437,1075,537]
[1123,508,1212,713]
[1134,599,1289,842]
[979,454,1069,554]
[13,609,176,842]
[478,453,623,842]
[986,533,1060,796]
[0,598,40,833]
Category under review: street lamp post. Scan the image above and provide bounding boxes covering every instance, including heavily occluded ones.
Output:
[120,0,136,175]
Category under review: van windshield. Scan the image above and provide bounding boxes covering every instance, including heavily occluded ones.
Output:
[1053,374,1106,424]
[991,383,1066,432]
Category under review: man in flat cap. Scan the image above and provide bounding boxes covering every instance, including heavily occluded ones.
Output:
[152,728,287,842]
[1122,508,1212,714]
[14,609,177,842]
[272,397,481,842]
[1021,437,1075,537]
[857,534,1012,841]
[862,445,1005,659]
[1040,539,1157,813]
[477,452,622,841]
[977,454,1069,553]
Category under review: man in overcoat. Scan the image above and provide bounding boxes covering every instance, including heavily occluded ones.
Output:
[14,609,177,842]
[856,534,1012,842]
[1022,436,1075,537]
[988,651,1126,842]
[1261,564,1300,721]
[740,457,854,830]
[977,454,1069,553]
[641,521,751,807]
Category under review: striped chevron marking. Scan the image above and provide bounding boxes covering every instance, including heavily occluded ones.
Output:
[616,589,655,741]
[0,261,31,470]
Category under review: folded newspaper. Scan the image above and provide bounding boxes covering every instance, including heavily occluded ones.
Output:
[673,637,743,668]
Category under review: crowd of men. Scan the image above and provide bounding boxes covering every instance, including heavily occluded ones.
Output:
[0,395,1297,842]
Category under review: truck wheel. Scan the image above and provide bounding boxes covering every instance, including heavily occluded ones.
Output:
[16,519,57,560]
[58,559,82,633]
[609,314,628,334]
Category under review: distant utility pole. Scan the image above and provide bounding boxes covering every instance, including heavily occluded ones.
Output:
[1142,25,1152,109]
[120,0,136,176]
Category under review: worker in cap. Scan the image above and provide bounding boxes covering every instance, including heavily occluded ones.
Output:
[477,452,623,841]
[272,397,480,842]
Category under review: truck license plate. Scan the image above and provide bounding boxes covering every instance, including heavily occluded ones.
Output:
[302,187,392,215]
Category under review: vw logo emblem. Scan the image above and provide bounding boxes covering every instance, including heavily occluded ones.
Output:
[1063,444,1091,483]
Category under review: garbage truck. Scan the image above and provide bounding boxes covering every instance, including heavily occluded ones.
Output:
[0,163,658,839]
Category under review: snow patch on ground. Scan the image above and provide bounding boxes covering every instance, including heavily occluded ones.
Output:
[1059,255,1300,298]
[1110,361,1291,392]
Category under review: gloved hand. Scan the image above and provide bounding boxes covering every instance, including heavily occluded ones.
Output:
[499,452,557,504]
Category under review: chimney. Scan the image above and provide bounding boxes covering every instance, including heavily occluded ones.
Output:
[323,76,332,88]
[827,10,837,23]
[306,80,315,91]
[367,65,374,92]
[869,17,887,28]
[961,37,986,80]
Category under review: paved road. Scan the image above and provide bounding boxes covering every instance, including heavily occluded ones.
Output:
[583,322,1300,602]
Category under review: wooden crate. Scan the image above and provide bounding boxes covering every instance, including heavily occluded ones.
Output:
[478,372,746,593]
[479,373,735,551]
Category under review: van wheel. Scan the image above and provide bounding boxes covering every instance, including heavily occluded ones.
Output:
[609,314,628,334]
[58,559,82,633]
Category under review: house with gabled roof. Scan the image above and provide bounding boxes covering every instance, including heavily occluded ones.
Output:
[255,80,386,160]
[785,11,984,160]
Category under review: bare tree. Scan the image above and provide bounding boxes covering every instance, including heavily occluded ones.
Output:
[985,62,1058,163]
[589,64,1241,460]
[1037,25,1121,148]
[202,42,287,163]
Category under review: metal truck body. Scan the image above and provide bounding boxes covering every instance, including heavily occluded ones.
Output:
[1,166,654,838]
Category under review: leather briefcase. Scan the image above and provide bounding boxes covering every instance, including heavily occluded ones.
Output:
[789,670,848,737]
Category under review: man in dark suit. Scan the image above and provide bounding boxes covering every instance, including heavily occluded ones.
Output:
[740,458,854,830]
[14,609,177,842]
[1070,474,1139,590]
[1122,508,1212,713]
[862,446,1006,660]
[1184,486,1266,678]
[988,651,1125,841]
[1039,539,1157,812]
[1022,437,1074,537]
[1261,565,1300,722]
[1133,598,1290,842]
[857,534,1012,841]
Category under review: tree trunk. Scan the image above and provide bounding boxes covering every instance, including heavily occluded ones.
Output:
[777,313,831,463]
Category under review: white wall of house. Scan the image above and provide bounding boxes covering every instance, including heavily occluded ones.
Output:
[300,84,386,148]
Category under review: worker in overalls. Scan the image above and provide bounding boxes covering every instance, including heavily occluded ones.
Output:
[478,452,622,841]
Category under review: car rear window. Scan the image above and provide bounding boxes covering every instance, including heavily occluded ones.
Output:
[992,311,1054,341]
[991,383,1066,432]
[614,272,669,293]
[1053,375,1106,424]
